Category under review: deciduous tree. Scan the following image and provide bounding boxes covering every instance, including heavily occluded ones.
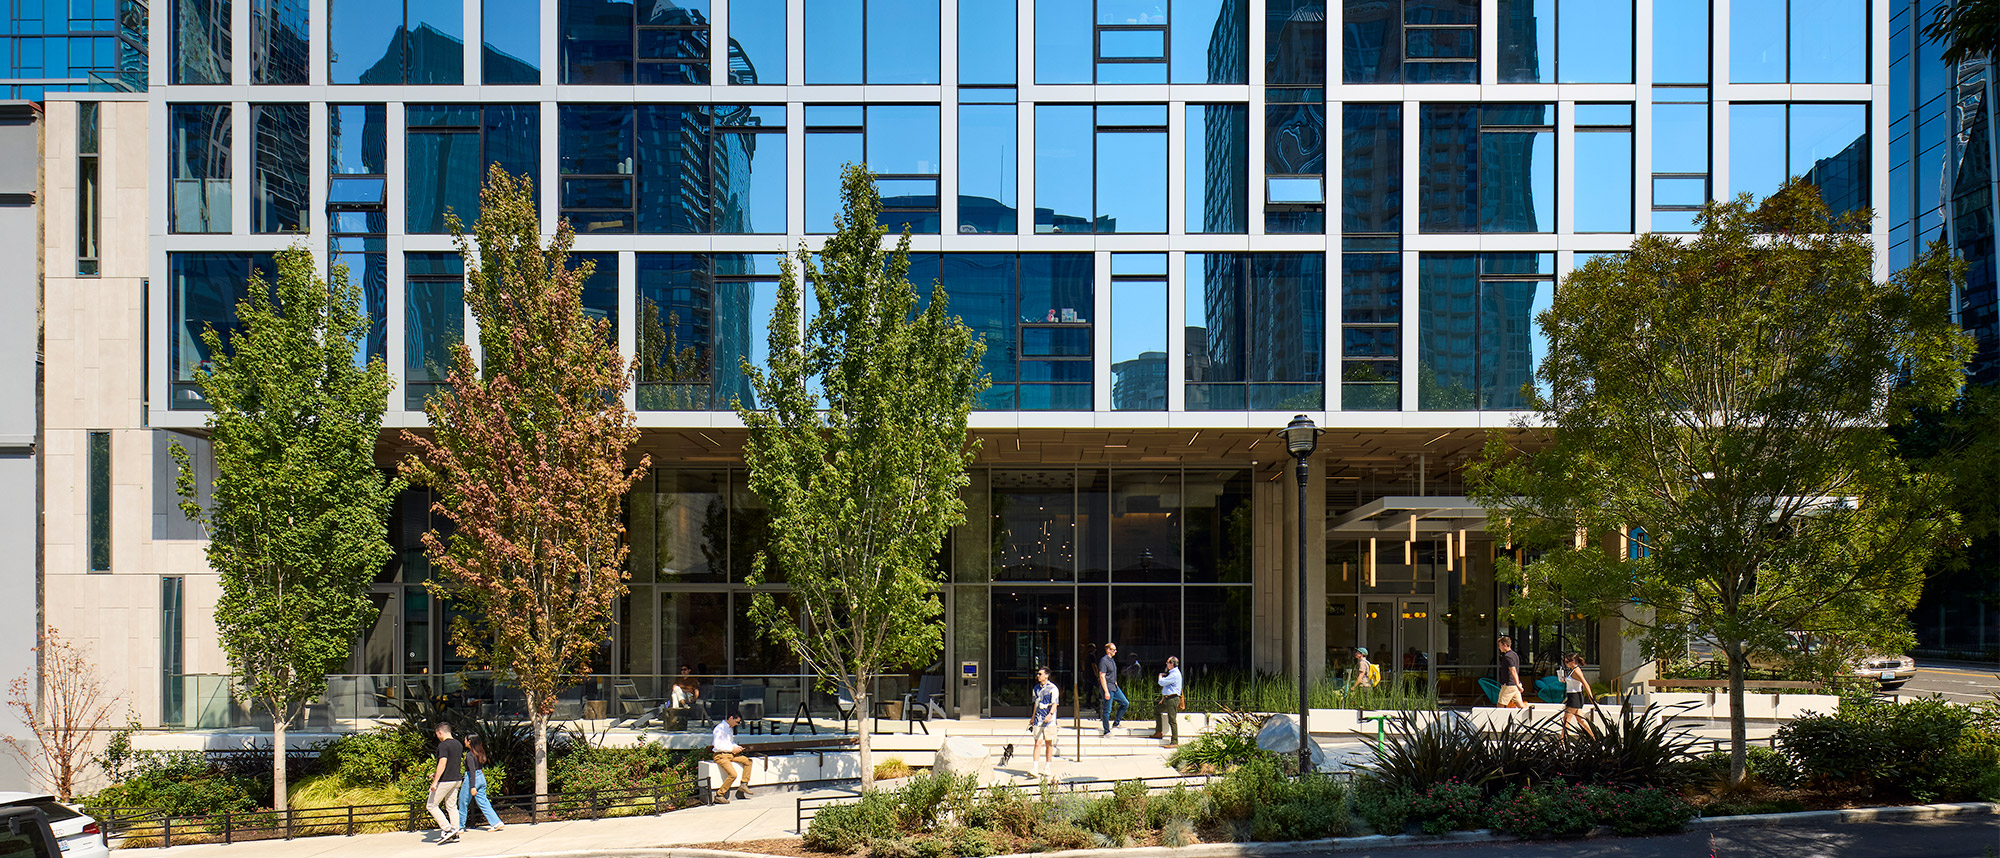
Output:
[1471,181,1974,786]
[172,247,400,810]
[738,166,986,789]
[402,167,646,803]
[1923,0,1998,67]
[3,627,119,801]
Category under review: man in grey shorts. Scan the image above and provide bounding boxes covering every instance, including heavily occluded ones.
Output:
[1029,666,1059,779]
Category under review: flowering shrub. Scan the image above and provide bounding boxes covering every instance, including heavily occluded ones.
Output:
[1602,787,1695,836]
[1407,779,1486,835]
[1484,782,1606,839]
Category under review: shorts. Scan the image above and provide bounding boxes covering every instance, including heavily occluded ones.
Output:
[1497,684,1522,706]
[1564,691,1588,710]
[1032,720,1057,742]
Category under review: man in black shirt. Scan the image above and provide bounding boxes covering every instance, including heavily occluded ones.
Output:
[1097,642,1128,735]
[1497,636,1524,709]
[426,722,464,843]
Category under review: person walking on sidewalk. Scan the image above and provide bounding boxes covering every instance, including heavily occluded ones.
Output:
[1097,642,1128,736]
[1029,667,1060,778]
[1155,656,1183,747]
[1560,652,1597,740]
[1496,636,1524,709]
[456,734,504,833]
[1353,647,1379,689]
[711,712,754,803]
[426,722,464,844]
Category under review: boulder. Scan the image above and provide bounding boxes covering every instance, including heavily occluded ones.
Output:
[935,737,990,776]
[1255,714,1331,771]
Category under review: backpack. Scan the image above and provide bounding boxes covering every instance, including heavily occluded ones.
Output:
[1366,662,1382,686]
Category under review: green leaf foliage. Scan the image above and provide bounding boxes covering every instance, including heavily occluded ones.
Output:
[1922,0,2000,67]
[400,167,649,799]
[1470,181,1975,784]
[172,246,401,810]
[736,165,987,787]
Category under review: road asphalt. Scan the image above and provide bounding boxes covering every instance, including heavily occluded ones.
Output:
[1353,819,2000,857]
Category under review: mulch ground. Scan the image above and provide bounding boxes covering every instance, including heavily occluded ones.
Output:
[684,839,821,857]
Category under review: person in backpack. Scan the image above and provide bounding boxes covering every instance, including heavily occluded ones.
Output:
[1353,647,1379,688]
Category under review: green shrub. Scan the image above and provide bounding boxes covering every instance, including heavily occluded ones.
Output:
[1602,787,1695,836]
[805,791,901,853]
[318,728,429,788]
[1693,747,1800,789]
[873,758,914,781]
[1484,783,1607,839]
[863,835,921,858]
[1078,781,1149,842]
[1408,779,1485,834]
[973,784,1044,837]
[1779,696,2000,803]
[1205,755,1280,824]
[1147,784,1209,829]
[84,752,261,819]
[1167,711,1272,774]
[948,825,1000,857]
[1033,821,1096,852]
[1249,773,1348,841]
[1351,779,1413,835]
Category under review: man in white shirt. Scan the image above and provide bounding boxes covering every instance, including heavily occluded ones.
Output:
[711,712,752,803]
[1029,667,1059,778]
[1155,656,1183,747]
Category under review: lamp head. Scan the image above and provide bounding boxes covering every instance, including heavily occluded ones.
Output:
[1281,414,1319,458]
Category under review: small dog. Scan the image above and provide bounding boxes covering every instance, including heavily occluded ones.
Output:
[998,743,1014,767]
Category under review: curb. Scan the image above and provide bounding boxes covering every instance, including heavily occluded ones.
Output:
[444,801,2000,858]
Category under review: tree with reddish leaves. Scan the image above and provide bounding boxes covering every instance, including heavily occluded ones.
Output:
[401,166,648,804]
[3,627,119,801]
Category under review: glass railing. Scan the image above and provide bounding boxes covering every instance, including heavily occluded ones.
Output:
[160,672,925,733]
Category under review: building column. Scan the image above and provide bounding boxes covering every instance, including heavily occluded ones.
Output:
[1251,457,1326,680]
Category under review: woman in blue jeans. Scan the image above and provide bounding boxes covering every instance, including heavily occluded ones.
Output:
[457,734,505,832]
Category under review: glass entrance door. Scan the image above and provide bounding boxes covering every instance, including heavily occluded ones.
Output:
[1359,597,1435,689]
[990,588,1073,716]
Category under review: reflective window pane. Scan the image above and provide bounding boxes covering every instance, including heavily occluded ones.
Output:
[250,0,307,84]
[1111,278,1167,411]
[1559,0,1630,83]
[1652,102,1707,175]
[173,0,229,83]
[728,0,785,83]
[804,128,860,231]
[1342,103,1401,234]
[1496,0,1552,83]
[637,253,715,410]
[1729,0,1786,83]
[805,0,862,82]
[1035,105,1091,233]
[1342,0,1396,83]
[561,0,634,83]
[405,252,464,411]
[1186,104,1248,234]
[1340,252,1400,411]
[1727,103,1787,201]
[329,0,398,83]
[1478,132,1552,232]
[1034,0,1090,83]
[251,104,309,234]
[1097,125,1167,233]
[169,253,277,408]
[406,0,464,82]
[959,104,1018,234]
[1792,103,1868,216]
[867,0,938,83]
[958,0,1015,84]
[169,104,231,234]
[1651,0,1706,84]
[330,104,387,174]
[1170,0,1245,83]
[483,0,539,82]
[1185,253,1324,410]
[1266,0,1325,85]
[1790,0,1865,83]
[1573,129,1631,232]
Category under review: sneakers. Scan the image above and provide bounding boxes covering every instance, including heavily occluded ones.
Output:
[712,790,732,804]
[734,786,754,799]
[488,824,506,832]
[437,829,461,845]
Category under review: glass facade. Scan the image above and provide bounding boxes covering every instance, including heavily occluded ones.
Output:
[88,430,110,571]
[131,0,1897,720]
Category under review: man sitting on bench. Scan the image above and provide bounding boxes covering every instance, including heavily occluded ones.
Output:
[712,712,753,803]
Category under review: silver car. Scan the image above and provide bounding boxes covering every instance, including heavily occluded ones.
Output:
[0,793,110,857]
[1854,655,1918,691]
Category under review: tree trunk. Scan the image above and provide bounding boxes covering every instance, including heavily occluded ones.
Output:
[271,703,289,812]
[1724,641,1749,787]
[531,707,550,811]
[856,689,873,791]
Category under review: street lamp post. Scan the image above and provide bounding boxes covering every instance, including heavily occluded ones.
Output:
[1281,414,1321,776]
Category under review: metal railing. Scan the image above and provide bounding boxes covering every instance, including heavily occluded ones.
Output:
[161,672,918,732]
[795,772,1234,834]
[100,777,704,849]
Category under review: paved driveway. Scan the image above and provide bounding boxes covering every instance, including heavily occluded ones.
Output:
[1322,820,2000,857]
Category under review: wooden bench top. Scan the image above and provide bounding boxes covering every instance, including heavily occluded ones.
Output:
[1647,679,1823,690]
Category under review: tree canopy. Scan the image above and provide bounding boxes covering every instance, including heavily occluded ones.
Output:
[173,247,400,810]
[738,165,987,789]
[1471,181,1974,785]
[401,167,647,801]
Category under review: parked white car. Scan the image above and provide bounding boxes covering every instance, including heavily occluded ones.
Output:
[1854,654,1917,691]
[0,794,109,857]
